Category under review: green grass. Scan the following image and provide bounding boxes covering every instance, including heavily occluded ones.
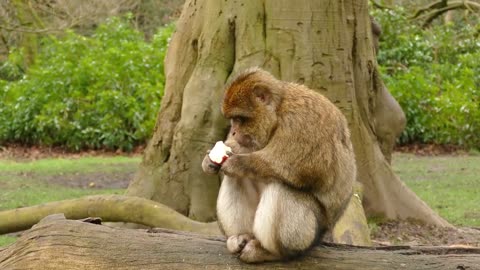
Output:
[0,156,139,174]
[0,185,123,210]
[0,156,140,246]
[0,235,16,246]
[392,153,480,227]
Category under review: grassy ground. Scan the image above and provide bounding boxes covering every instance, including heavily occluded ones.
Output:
[0,153,479,247]
[0,235,16,246]
[0,157,139,209]
[0,156,140,246]
[392,152,480,227]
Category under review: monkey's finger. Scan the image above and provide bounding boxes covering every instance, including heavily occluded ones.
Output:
[226,151,233,156]
[208,163,221,170]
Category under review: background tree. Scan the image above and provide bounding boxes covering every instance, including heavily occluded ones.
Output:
[371,0,480,27]
[411,0,480,27]
[0,0,183,63]
[127,0,450,227]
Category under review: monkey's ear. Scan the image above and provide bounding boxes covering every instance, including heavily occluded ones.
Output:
[253,85,272,105]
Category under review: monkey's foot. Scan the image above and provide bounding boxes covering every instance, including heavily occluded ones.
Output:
[226,234,253,254]
[239,239,280,263]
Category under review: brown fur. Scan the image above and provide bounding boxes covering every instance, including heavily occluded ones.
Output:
[202,67,356,263]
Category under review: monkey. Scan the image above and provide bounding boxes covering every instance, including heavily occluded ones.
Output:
[202,67,356,263]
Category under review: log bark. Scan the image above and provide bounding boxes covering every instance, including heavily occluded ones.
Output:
[1,215,479,270]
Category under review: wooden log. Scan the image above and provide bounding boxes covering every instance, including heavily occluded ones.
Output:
[1,215,479,270]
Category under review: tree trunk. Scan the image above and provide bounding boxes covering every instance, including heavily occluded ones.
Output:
[1,215,478,270]
[127,0,450,226]
[11,0,43,67]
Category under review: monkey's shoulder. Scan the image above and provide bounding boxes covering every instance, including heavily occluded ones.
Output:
[284,83,339,107]
[280,86,345,124]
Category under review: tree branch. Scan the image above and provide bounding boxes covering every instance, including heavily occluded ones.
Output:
[411,0,480,27]
[369,0,394,10]
[0,24,66,33]
[411,0,450,19]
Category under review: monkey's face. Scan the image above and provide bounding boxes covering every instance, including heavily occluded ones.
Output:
[228,111,276,151]
[222,75,280,151]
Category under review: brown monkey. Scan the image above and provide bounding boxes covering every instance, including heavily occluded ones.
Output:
[202,68,356,263]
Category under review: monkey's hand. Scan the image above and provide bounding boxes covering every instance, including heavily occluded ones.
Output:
[221,152,279,183]
[202,152,221,174]
[220,154,250,179]
[202,141,232,174]
[209,141,232,164]
[202,142,233,175]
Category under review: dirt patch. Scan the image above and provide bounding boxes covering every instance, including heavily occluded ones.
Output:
[395,143,469,156]
[41,171,135,189]
[0,144,144,161]
[371,220,480,247]
[4,169,136,189]
[3,143,468,159]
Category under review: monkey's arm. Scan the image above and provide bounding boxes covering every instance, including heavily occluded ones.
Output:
[221,150,313,189]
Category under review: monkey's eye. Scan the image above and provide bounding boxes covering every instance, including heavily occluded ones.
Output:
[232,116,247,124]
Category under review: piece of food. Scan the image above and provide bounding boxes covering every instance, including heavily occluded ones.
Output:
[208,141,232,165]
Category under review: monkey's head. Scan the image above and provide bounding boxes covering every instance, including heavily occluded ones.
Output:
[222,68,284,150]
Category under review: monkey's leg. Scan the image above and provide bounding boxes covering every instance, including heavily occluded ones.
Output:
[217,176,261,254]
[240,183,323,263]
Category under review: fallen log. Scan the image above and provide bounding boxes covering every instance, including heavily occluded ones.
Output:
[1,215,479,270]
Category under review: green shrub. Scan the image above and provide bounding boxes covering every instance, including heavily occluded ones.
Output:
[372,7,480,149]
[0,48,25,81]
[374,7,433,72]
[0,16,174,151]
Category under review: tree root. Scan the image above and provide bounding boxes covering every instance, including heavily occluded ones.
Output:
[0,195,220,235]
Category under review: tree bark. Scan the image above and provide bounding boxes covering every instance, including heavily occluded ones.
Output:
[127,0,450,227]
[1,215,478,270]
[331,189,371,246]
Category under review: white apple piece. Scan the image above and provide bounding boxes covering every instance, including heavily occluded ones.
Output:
[208,141,232,165]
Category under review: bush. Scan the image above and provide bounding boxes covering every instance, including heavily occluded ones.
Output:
[0,16,174,151]
[372,7,480,149]
[0,48,25,81]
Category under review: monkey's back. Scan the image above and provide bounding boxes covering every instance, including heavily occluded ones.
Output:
[276,82,356,228]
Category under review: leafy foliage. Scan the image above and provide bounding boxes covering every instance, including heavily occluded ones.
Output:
[0,48,25,81]
[0,16,174,151]
[373,7,480,149]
